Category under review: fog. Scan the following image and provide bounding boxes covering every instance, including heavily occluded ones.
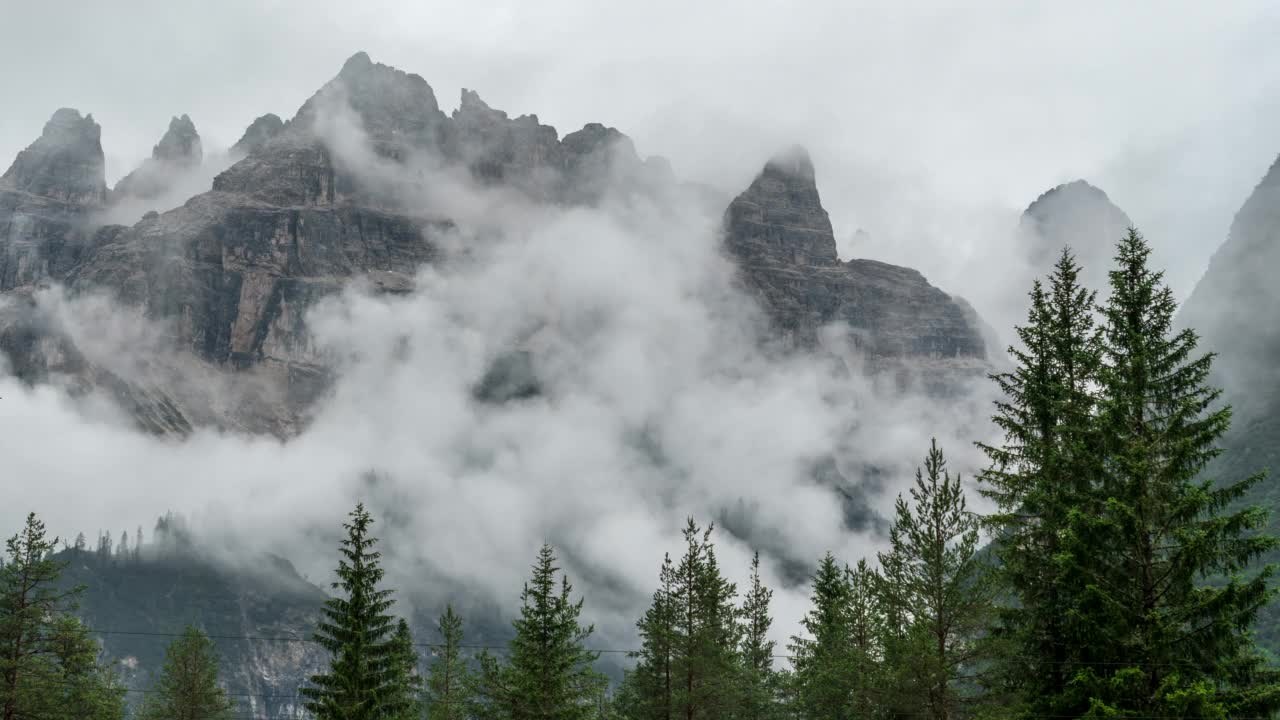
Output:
[2,1,1276,648]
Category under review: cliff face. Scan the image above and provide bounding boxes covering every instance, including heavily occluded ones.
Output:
[723,147,988,388]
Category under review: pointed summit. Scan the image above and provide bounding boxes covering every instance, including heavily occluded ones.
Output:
[725,145,836,267]
[1019,178,1132,290]
[151,114,202,167]
[112,114,203,200]
[0,108,106,206]
[230,113,284,156]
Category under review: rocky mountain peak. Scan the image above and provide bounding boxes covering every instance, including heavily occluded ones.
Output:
[230,113,284,157]
[1019,178,1132,290]
[724,144,837,267]
[0,107,106,206]
[151,114,202,167]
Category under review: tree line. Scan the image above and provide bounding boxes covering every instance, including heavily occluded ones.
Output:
[1,228,1278,719]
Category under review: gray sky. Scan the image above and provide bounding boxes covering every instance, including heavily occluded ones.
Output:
[3,1,1280,305]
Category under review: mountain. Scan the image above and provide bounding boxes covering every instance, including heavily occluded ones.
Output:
[1177,154,1280,653]
[723,146,988,392]
[0,51,992,435]
[1018,179,1133,294]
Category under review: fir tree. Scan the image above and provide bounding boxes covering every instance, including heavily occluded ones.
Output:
[976,248,1103,715]
[425,605,473,720]
[739,553,777,720]
[475,544,604,720]
[624,553,678,720]
[136,626,234,720]
[0,513,125,720]
[670,520,740,720]
[301,503,420,720]
[1071,228,1280,716]
[878,440,993,720]
[788,554,854,720]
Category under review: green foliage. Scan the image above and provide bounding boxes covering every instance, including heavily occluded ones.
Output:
[0,512,126,720]
[426,605,474,720]
[475,543,605,720]
[878,440,994,720]
[301,503,422,720]
[739,552,779,720]
[135,626,234,720]
[788,553,873,720]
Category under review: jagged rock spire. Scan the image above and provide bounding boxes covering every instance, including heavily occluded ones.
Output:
[151,114,202,167]
[230,113,284,156]
[0,108,107,206]
[724,144,837,267]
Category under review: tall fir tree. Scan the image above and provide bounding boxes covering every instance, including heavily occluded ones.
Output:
[475,544,604,720]
[788,554,855,720]
[976,248,1103,716]
[425,605,473,720]
[301,503,421,720]
[0,513,125,720]
[1071,228,1280,716]
[670,520,741,720]
[136,626,234,720]
[878,440,993,720]
[738,553,777,720]
[624,553,678,720]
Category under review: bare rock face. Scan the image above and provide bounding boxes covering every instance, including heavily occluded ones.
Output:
[724,147,988,387]
[230,113,284,157]
[0,109,111,290]
[1019,179,1132,290]
[112,114,204,201]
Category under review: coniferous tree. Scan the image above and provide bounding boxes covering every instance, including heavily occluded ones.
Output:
[788,554,854,720]
[0,513,125,720]
[1069,229,1280,716]
[475,544,604,720]
[301,503,420,720]
[976,248,1103,715]
[624,554,678,720]
[425,605,473,720]
[738,553,777,720]
[136,626,234,720]
[878,440,993,720]
[670,520,740,720]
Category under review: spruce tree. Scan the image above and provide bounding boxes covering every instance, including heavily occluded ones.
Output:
[136,626,234,720]
[476,544,604,720]
[670,520,740,720]
[738,553,777,720]
[976,248,1103,715]
[301,503,420,720]
[624,553,678,720]
[426,605,473,720]
[0,513,125,720]
[1071,228,1280,716]
[788,554,854,720]
[878,440,992,720]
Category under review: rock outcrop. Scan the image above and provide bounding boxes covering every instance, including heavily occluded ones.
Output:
[112,114,204,201]
[230,113,284,157]
[1019,179,1132,290]
[723,147,988,386]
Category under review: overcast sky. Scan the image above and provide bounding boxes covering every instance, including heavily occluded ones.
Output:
[4,1,1280,301]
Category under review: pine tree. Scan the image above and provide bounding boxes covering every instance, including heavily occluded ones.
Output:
[623,553,678,720]
[788,554,854,720]
[976,248,1103,715]
[301,503,420,720]
[739,553,777,720]
[670,520,740,720]
[475,543,604,720]
[136,626,234,720]
[878,440,993,720]
[0,513,125,720]
[426,605,473,720]
[1069,228,1280,716]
